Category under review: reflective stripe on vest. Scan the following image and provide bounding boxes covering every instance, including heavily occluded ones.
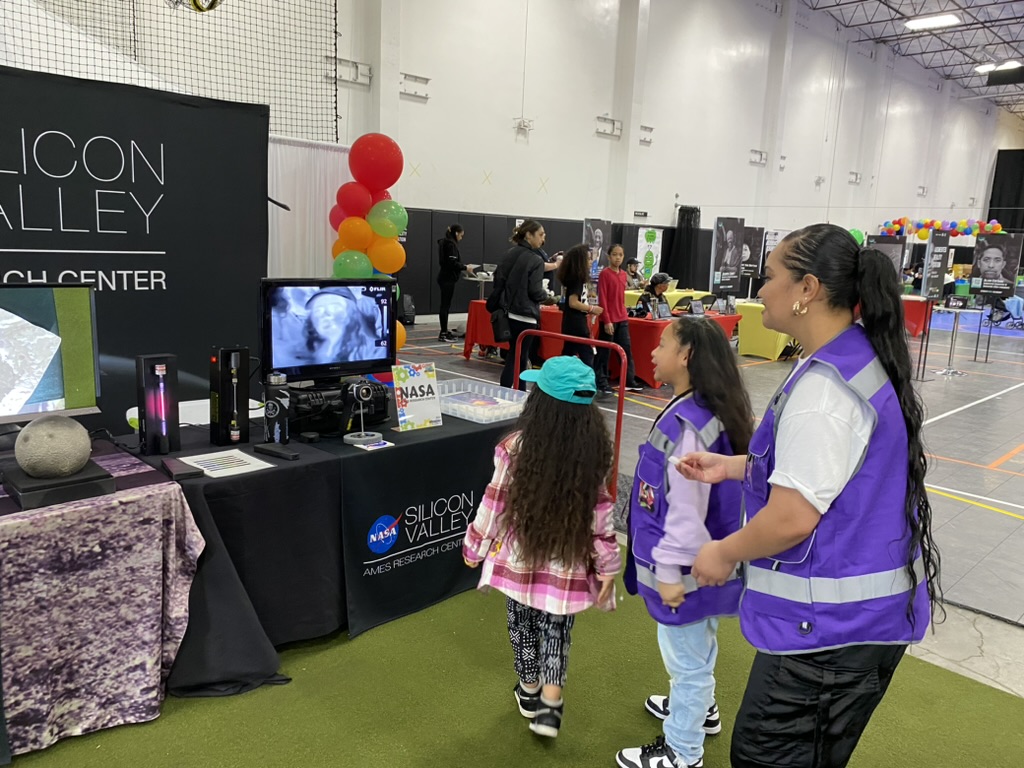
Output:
[746,557,924,604]
[634,562,741,594]
[649,415,723,455]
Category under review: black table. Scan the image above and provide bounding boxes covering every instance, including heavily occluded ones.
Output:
[148,415,505,693]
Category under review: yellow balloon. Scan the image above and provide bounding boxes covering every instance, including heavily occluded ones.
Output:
[395,321,407,351]
[368,238,407,274]
[916,229,929,241]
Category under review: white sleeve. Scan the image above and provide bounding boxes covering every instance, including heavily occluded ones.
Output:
[769,365,875,514]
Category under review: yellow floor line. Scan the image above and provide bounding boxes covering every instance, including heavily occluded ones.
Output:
[928,488,1024,522]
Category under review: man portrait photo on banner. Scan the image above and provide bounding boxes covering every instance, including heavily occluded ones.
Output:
[970,235,1023,297]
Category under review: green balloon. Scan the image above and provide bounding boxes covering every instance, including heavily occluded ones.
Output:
[332,250,374,278]
[849,228,865,246]
[367,200,409,239]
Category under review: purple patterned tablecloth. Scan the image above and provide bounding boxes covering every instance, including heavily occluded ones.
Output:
[0,443,204,755]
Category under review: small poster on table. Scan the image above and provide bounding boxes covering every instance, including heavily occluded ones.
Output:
[392,362,443,431]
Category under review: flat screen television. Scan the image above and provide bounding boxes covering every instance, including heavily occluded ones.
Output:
[0,284,102,425]
[259,278,397,382]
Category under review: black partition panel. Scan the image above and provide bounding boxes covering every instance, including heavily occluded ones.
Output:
[400,208,433,321]
[452,213,486,314]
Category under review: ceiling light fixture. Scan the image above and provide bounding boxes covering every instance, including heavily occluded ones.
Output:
[995,61,1023,71]
[975,63,997,73]
[904,13,960,31]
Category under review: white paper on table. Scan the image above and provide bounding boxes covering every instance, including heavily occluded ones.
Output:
[177,449,275,478]
[0,308,63,415]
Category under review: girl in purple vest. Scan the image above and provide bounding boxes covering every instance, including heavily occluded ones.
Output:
[682,223,943,768]
[616,317,753,768]
[462,356,620,740]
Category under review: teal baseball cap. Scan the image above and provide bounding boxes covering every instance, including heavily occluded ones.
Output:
[519,356,597,405]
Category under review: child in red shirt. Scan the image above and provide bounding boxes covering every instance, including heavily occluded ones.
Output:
[596,244,642,394]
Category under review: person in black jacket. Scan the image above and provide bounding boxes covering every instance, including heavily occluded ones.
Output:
[437,224,474,342]
[487,219,553,390]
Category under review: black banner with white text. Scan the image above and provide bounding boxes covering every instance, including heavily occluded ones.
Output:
[0,66,268,432]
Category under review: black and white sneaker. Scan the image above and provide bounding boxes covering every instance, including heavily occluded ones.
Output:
[625,382,644,392]
[644,696,721,735]
[513,682,540,719]
[616,735,702,768]
[529,700,563,738]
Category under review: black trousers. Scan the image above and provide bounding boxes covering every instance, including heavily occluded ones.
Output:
[437,280,456,334]
[506,597,575,688]
[501,318,536,390]
[595,320,636,388]
[561,314,594,366]
[731,644,907,768]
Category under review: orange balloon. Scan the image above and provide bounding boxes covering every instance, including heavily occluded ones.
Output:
[338,216,374,252]
[332,239,345,257]
[395,321,407,352]
[368,237,407,274]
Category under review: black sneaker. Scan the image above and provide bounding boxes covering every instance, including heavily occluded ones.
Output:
[616,735,702,768]
[529,700,563,738]
[513,682,540,719]
[625,382,644,392]
[599,387,616,397]
[644,696,721,735]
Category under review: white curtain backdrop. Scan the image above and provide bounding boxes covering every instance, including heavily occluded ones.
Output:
[268,135,350,278]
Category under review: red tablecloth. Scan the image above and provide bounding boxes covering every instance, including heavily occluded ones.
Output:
[901,296,931,338]
[464,300,739,384]
[463,300,565,360]
[613,314,742,386]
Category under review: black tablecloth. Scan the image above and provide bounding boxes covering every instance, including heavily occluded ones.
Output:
[144,427,343,695]
[141,414,507,690]
[315,416,507,637]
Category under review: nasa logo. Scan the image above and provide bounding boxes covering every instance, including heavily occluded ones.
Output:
[367,514,401,554]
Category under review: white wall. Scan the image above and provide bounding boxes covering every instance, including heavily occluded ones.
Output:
[6,0,1024,233]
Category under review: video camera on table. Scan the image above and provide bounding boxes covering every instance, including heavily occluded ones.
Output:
[290,377,391,436]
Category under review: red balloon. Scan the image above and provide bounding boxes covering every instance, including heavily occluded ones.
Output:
[349,134,404,192]
[371,189,392,205]
[336,182,372,218]
[329,204,344,231]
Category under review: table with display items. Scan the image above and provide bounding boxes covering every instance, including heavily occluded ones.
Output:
[735,301,794,360]
[143,415,503,696]
[601,314,742,387]
[0,440,203,760]
[624,289,714,310]
[463,300,566,361]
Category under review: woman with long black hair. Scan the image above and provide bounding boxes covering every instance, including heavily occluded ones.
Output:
[680,223,943,768]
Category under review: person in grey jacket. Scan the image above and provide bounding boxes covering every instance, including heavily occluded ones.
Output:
[487,219,552,389]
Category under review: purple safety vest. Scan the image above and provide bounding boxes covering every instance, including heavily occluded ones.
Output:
[624,394,743,626]
[740,324,931,653]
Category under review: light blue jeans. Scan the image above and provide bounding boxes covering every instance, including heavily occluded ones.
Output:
[657,618,719,767]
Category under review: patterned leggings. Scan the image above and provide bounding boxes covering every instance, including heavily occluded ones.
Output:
[506,597,576,688]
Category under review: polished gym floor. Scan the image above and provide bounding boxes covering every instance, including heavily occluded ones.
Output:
[402,311,1024,697]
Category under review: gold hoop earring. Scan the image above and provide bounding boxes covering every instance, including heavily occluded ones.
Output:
[792,301,808,316]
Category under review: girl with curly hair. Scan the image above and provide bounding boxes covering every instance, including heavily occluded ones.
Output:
[462,355,620,740]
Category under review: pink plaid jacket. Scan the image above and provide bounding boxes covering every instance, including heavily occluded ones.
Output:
[462,434,621,615]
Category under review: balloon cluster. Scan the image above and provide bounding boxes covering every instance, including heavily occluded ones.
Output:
[328,133,409,351]
[878,216,1004,241]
